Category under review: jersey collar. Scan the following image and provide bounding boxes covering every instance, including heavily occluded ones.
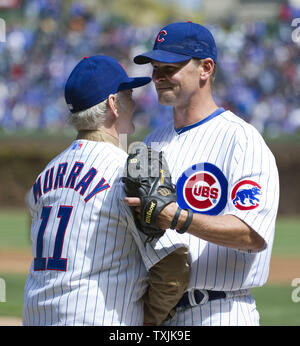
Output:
[175,107,225,135]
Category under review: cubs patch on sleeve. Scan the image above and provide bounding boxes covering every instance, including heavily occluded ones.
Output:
[231,179,262,211]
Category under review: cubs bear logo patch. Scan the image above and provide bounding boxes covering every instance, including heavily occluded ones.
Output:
[231,180,262,210]
[176,162,228,215]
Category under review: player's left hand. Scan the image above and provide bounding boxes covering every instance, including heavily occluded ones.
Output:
[124,197,141,207]
[122,146,177,241]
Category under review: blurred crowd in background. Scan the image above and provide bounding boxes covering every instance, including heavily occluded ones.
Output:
[0,0,299,136]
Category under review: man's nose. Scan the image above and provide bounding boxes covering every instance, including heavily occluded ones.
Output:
[152,69,167,83]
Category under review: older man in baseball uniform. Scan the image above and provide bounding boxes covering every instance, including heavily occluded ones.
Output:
[125,22,280,326]
[22,55,190,326]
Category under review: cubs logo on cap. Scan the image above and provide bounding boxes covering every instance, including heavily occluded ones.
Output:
[156,29,167,43]
[176,163,228,215]
[231,180,262,210]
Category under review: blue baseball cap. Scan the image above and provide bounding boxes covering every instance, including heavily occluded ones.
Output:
[65,55,151,113]
[134,22,217,65]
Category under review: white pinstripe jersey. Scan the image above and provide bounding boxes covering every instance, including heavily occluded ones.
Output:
[22,139,187,326]
[144,108,280,292]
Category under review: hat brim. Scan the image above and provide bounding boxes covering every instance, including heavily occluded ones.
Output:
[134,50,192,65]
[118,76,151,91]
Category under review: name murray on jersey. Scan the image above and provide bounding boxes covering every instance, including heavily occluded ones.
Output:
[32,161,110,204]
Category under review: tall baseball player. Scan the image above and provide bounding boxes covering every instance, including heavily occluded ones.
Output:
[22,55,190,326]
[125,22,280,326]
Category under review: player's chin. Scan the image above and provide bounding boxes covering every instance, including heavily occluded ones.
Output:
[119,120,135,136]
[128,124,135,135]
[157,91,176,105]
[125,123,135,136]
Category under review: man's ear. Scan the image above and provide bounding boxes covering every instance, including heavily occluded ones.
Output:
[107,94,119,118]
[199,58,214,81]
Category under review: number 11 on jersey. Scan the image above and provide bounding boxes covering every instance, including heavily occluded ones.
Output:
[34,205,73,271]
